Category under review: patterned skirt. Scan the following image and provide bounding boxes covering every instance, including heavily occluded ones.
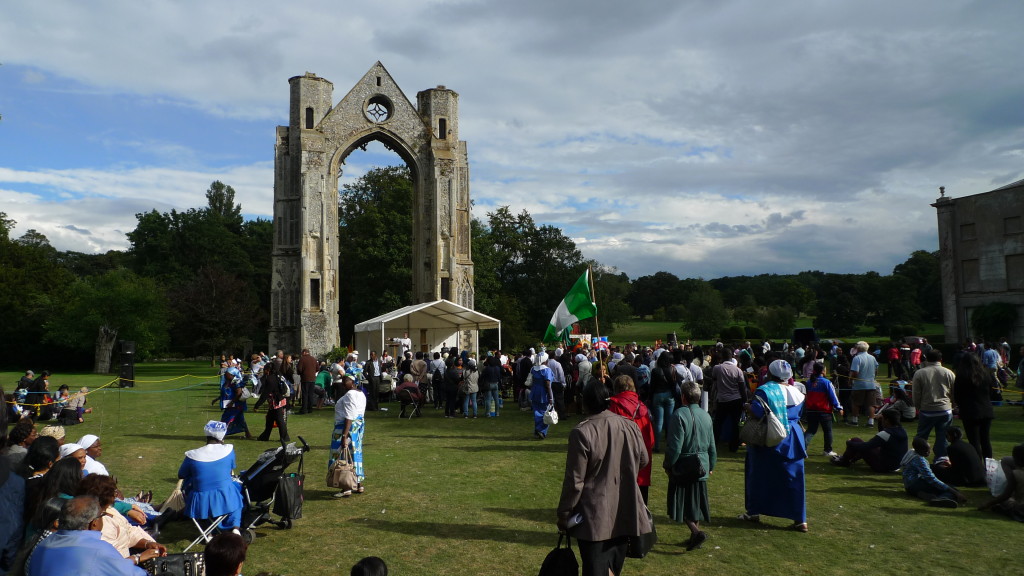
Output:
[330,416,365,482]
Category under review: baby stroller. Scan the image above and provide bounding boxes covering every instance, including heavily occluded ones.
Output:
[184,437,309,550]
[237,437,310,538]
[185,437,309,550]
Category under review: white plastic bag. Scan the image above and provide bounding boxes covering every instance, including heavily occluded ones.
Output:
[986,457,1007,496]
[543,405,559,426]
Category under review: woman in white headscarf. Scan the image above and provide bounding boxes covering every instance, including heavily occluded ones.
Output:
[178,421,243,531]
[737,359,808,532]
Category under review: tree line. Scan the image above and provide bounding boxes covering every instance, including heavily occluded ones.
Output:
[0,167,942,372]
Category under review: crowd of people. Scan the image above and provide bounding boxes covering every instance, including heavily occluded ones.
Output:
[549,336,1023,576]
[2,333,1021,575]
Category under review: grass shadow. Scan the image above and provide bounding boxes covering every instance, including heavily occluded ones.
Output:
[483,507,553,523]
[362,518,551,546]
[451,443,568,454]
[133,433,211,442]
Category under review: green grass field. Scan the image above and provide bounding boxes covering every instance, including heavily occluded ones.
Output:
[4,363,1022,576]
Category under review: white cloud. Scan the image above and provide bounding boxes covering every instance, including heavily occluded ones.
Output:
[0,0,1022,279]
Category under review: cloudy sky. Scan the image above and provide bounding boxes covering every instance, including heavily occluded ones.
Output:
[2,1,1022,280]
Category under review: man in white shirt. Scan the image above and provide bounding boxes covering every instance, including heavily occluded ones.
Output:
[398,333,412,357]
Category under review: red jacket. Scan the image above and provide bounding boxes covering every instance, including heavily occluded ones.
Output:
[608,391,655,487]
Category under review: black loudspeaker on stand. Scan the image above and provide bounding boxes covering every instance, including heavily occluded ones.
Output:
[118,340,135,388]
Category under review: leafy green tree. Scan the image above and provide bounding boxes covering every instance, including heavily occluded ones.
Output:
[44,268,169,373]
[813,274,866,336]
[629,272,684,317]
[205,181,243,232]
[681,281,727,340]
[0,223,77,367]
[337,166,414,344]
[893,250,942,322]
[168,266,263,357]
[862,273,922,336]
[758,305,797,338]
[732,294,760,326]
[480,207,585,346]
[126,181,270,354]
[590,264,632,329]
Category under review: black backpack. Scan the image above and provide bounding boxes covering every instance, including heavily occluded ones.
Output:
[432,365,444,386]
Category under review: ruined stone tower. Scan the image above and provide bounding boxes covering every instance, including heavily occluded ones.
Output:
[269,62,474,356]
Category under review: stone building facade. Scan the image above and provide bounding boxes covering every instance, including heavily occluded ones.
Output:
[269,62,474,356]
[933,180,1024,344]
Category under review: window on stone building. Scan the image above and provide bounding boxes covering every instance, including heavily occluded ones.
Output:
[310,278,321,310]
[961,259,981,292]
[1005,216,1022,235]
[1008,254,1024,291]
[441,277,450,301]
[960,223,977,240]
[438,118,447,139]
[305,107,314,129]
[376,76,381,86]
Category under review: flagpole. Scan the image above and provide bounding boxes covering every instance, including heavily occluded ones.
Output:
[587,264,607,373]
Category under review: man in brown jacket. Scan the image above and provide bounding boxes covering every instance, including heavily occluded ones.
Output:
[558,379,651,576]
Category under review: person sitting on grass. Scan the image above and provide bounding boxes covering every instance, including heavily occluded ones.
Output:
[932,427,985,488]
[978,443,1024,521]
[75,474,166,561]
[831,410,907,472]
[877,382,916,430]
[901,437,967,508]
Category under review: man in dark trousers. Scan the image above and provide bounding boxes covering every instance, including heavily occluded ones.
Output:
[297,349,319,415]
[362,351,382,411]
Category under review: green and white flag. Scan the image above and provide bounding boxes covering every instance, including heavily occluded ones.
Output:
[543,270,597,343]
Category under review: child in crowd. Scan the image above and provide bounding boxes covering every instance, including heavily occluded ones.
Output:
[901,437,967,508]
[803,362,843,458]
[877,381,915,430]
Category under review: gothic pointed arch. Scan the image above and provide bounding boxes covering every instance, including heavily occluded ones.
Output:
[269,63,474,356]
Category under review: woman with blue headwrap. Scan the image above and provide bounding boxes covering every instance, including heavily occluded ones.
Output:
[178,421,243,531]
[738,359,808,532]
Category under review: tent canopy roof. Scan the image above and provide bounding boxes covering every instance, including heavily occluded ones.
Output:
[353,299,500,332]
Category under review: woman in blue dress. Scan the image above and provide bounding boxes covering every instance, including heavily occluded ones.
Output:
[739,359,808,532]
[178,421,243,531]
[530,356,554,439]
[219,371,252,439]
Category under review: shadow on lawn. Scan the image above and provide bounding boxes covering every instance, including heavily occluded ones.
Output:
[134,433,212,442]
[392,434,538,442]
[449,442,569,454]
[483,507,553,523]
[357,518,551,545]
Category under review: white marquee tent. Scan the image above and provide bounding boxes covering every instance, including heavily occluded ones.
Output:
[352,299,501,357]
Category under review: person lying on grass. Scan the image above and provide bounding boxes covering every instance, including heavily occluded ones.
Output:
[901,437,967,508]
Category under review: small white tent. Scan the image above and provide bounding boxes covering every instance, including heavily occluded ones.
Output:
[352,299,501,358]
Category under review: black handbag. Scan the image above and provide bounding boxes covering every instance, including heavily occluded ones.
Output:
[671,406,706,484]
[539,533,579,576]
[273,471,304,520]
[625,507,657,558]
[142,552,206,576]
